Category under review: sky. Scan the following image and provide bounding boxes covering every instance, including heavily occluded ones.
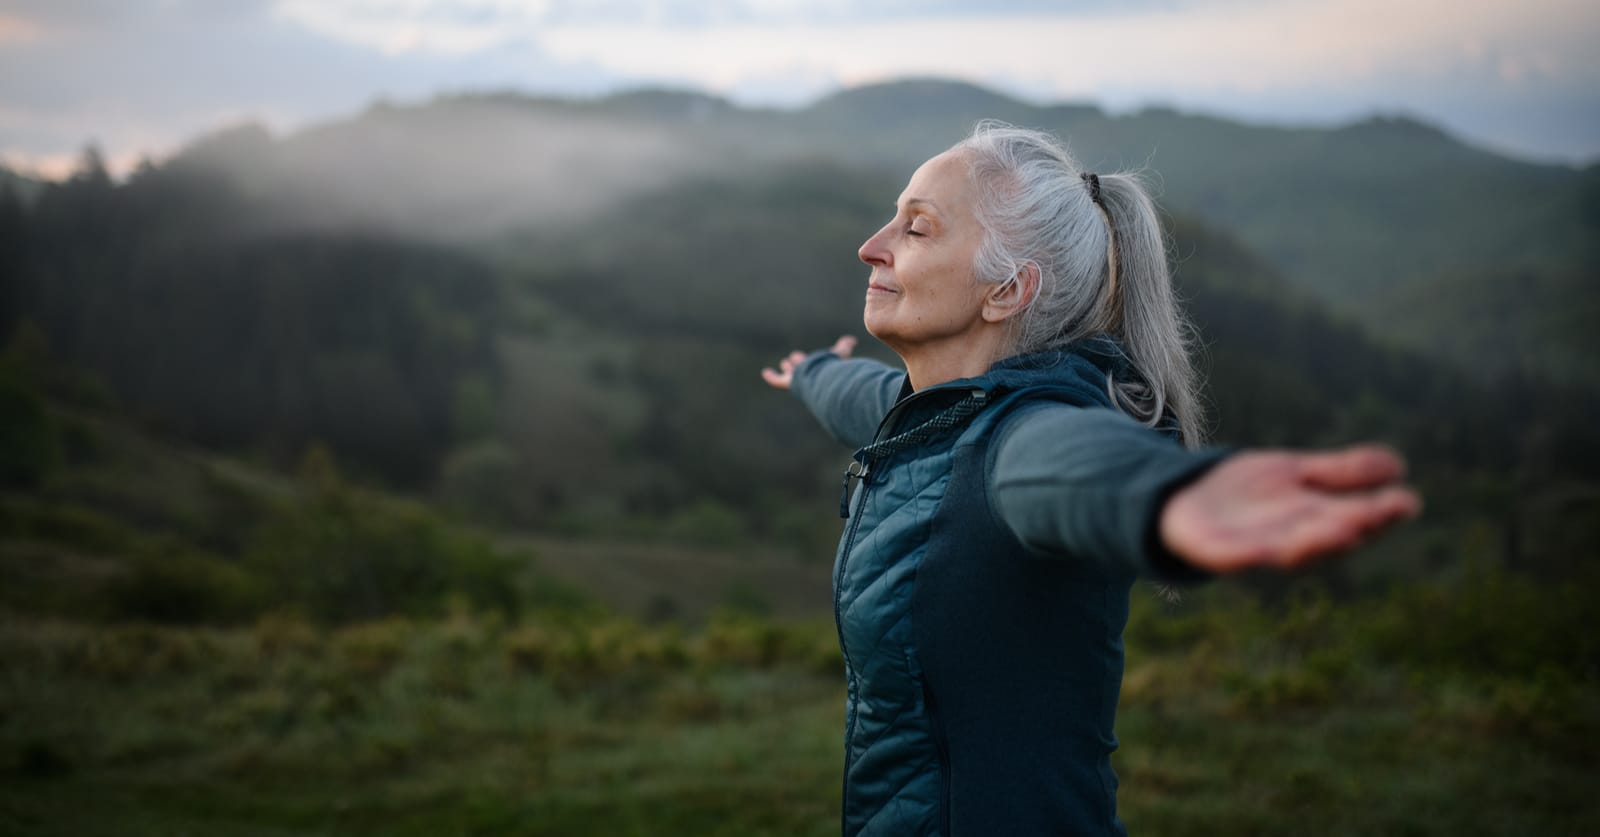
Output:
[2,0,1598,178]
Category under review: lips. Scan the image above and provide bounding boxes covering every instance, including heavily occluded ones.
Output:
[867,282,899,294]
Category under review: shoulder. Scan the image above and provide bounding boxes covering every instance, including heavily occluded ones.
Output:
[957,392,1111,491]
[970,388,1120,445]
[981,396,1175,481]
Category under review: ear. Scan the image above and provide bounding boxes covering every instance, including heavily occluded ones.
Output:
[982,263,1040,324]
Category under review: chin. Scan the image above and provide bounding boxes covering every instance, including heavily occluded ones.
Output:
[861,309,892,344]
[862,319,907,355]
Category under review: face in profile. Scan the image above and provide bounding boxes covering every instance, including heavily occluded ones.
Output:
[857,150,989,355]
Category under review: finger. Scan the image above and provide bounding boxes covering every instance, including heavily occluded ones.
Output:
[759,368,791,390]
[833,335,857,357]
[1367,485,1423,524]
[1274,508,1366,568]
[1294,444,1407,491]
[1275,487,1421,567]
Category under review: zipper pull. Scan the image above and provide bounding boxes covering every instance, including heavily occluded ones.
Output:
[839,459,869,519]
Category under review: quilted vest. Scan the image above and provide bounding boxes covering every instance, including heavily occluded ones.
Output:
[833,353,1137,837]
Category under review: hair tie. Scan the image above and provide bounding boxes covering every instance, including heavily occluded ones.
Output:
[1080,172,1103,207]
[1081,171,1119,322]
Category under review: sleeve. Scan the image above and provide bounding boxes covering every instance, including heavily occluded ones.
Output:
[989,402,1232,583]
[789,350,906,450]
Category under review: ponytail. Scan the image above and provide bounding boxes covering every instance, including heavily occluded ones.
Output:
[956,121,1205,447]
[1095,171,1203,447]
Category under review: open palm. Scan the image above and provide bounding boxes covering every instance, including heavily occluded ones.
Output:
[1159,445,1421,573]
[761,335,856,391]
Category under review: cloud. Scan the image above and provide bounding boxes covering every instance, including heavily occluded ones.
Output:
[0,0,618,173]
[1,0,1596,173]
[269,0,1191,40]
[270,0,554,56]
[529,0,1600,159]
[1,0,271,30]
[532,0,1599,95]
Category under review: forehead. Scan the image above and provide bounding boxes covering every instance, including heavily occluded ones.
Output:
[899,150,975,211]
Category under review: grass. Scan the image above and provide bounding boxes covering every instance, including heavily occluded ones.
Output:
[1116,698,1590,835]
[506,534,832,625]
[2,577,1596,837]
[0,613,845,837]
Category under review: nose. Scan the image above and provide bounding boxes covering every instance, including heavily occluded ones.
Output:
[858,223,892,267]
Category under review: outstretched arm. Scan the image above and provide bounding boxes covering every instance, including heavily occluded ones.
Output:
[991,404,1420,580]
[761,335,906,450]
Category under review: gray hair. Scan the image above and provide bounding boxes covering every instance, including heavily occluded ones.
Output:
[954,121,1205,447]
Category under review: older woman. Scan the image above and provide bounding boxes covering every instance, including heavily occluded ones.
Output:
[761,122,1419,836]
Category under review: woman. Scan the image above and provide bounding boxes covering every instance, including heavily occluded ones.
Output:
[760,122,1420,836]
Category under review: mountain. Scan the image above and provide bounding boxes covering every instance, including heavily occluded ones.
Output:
[148,79,1594,387]
[784,81,1590,312]
[6,79,1599,593]
[1,178,1593,614]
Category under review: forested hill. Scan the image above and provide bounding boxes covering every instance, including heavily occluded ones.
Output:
[4,79,1599,594]
[4,122,1598,594]
[53,78,1592,390]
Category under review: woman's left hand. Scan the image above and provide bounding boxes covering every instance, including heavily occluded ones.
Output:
[760,351,809,391]
[761,335,857,391]
[1158,444,1422,573]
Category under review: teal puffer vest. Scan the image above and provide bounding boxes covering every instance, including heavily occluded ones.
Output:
[825,349,1139,837]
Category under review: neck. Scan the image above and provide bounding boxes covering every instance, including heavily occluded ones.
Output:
[896,330,1013,391]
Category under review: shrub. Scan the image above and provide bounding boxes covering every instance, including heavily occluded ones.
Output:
[252,613,323,660]
[700,611,788,669]
[504,625,554,674]
[0,365,62,486]
[104,548,267,624]
[1355,563,1600,678]
[332,619,413,679]
[662,499,746,548]
[246,459,528,623]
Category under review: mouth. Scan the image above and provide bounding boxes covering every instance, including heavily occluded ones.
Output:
[867,282,899,295]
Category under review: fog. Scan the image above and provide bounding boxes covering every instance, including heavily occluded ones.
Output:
[163,92,742,241]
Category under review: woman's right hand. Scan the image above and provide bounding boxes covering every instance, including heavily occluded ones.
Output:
[761,335,857,391]
[1158,444,1421,573]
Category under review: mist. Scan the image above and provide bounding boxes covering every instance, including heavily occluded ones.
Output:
[156,90,758,242]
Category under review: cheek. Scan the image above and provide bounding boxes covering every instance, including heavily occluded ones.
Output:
[929,263,981,313]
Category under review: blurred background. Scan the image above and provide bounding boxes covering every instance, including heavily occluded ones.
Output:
[1,2,1597,835]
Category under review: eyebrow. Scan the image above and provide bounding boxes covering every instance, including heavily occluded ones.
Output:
[900,197,940,214]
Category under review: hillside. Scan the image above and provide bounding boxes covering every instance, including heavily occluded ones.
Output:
[787,80,1591,307]
[0,340,827,626]
[3,84,1597,603]
[158,77,1592,306]
[145,79,1595,388]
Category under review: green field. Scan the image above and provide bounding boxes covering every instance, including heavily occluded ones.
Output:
[3,574,1594,836]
